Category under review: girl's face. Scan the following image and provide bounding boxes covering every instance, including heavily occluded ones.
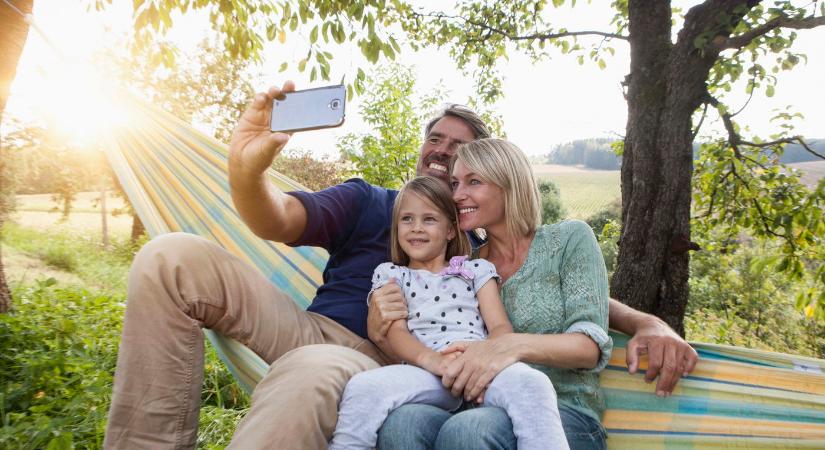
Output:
[451,159,506,232]
[397,192,456,270]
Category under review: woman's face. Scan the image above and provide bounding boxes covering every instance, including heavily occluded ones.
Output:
[451,159,506,232]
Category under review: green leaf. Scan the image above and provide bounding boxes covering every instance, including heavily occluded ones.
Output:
[310,25,318,44]
[278,62,288,72]
[766,84,775,97]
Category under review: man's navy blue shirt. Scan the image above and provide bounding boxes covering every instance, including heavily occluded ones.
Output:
[288,179,397,338]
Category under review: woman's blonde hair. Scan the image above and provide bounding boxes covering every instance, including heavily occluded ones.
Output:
[453,138,541,238]
[390,176,471,266]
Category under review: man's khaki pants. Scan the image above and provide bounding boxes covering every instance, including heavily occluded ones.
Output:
[103,233,388,449]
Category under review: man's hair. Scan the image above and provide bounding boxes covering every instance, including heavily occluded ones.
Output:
[453,138,541,238]
[424,104,491,140]
[390,176,471,266]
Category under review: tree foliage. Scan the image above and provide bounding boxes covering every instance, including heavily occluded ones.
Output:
[272,149,348,191]
[337,64,445,189]
[1,122,106,219]
[100,35,255,143]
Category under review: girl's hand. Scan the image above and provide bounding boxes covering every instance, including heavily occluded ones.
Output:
[441,334,522,401]
[419,351,460,376]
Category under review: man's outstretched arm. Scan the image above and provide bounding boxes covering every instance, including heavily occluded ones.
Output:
[229,81,308,243]
[608,298,698,397]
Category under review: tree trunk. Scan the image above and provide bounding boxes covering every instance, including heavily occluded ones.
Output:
[0,0,34,313]
[101,185,109,250]
[611,0,751,335]
[130,213,145,243]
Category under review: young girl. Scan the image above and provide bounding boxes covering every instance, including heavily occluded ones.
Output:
[329,176,569,450]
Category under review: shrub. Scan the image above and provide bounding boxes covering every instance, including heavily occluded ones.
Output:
[41,245,78,272]
[685,244,823,358]
[586,198,621,236]
[0,279,121,449]
[538,179,566,224]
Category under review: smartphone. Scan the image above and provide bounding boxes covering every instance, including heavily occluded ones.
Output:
[270,84,346,133]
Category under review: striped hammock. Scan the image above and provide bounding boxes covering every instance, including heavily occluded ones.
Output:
[106,97,825,449]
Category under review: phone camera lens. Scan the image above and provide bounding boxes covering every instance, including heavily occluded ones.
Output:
[329,99,341,110]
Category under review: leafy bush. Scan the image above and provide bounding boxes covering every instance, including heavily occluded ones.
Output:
[686,244,824,358]
[538,179,565,225]
[41,244,78,272]
[586,198,621,236]
[0,279,121,449]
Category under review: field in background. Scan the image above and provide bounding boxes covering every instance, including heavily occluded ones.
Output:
[532,164,620,219]
[790,160,825,188]
[11,192,132,238]
[531,161,825,220]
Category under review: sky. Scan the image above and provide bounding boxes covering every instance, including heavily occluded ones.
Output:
[6,0,825,159]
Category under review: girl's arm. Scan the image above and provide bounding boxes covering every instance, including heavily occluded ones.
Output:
[386,319,450,375]
[475,280,512,339]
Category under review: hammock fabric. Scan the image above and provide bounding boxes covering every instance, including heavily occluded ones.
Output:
[106,98,825,449]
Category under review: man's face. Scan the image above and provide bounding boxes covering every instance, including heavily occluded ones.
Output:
[416,116,476,184]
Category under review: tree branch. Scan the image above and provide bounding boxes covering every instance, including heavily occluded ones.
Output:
[717,14,825,51]
[411,11,629,42]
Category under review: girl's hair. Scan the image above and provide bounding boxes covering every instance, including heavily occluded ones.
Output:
[390,176,471,266]
[453,138,541,238]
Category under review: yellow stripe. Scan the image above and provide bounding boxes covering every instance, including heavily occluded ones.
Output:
[604,410,825,439]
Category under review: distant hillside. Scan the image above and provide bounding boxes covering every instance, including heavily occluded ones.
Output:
[788,161,825,189]
[546,138,825,170]
[547,138,621,170]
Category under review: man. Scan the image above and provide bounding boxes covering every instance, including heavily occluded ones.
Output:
[104,82,697,449]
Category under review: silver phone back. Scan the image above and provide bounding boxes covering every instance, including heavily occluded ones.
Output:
[270,85,346,132]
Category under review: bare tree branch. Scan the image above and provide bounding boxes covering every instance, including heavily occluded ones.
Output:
[717,14,825,51]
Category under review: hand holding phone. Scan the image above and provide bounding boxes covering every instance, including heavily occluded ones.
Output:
[270,84,346,133]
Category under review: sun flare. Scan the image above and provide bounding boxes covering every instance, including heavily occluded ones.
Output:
[38,65,131,147]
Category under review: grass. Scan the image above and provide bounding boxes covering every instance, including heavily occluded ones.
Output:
[3,223,132,295]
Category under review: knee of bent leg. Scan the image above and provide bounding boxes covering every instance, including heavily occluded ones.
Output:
[132,232,212,270]
[487,364,555,402]
[270,344,381,393]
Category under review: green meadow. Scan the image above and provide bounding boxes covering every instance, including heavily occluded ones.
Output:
[532,164,621,220]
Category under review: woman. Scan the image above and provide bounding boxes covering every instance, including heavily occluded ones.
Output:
[374,138,611,449]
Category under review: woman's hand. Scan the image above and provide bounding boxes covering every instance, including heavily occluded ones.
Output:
[440,334,522,402]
